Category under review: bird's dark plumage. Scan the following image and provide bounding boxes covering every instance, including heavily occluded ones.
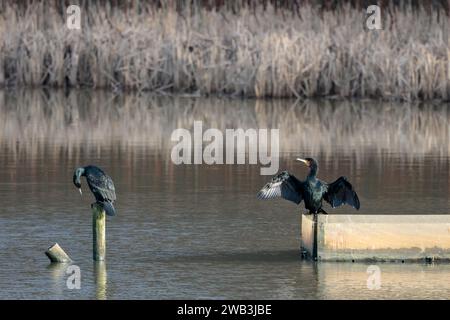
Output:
[324,176,360,210]
[257,158,360,214]
[73,165,117,216]
[257,171,304,204]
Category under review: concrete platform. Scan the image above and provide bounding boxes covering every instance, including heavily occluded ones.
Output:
[300,214,450,262]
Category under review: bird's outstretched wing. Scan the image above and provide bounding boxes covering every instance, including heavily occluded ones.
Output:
[323,176,360,210]
[257,171,303,204]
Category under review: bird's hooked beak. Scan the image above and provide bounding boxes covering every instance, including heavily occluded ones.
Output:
[78,188,82,196]
[296,158,309,166]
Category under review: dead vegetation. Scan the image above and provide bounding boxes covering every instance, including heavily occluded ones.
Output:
[0,1,449,100]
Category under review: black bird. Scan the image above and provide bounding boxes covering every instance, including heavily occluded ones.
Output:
[257,158,360,214]
[73,165,117,216]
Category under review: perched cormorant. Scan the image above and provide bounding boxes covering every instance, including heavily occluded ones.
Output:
[73,165,117,216]
[257,158,360,214]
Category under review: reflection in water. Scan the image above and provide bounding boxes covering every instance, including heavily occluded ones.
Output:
[0,89,449,156]
[0,89,449,299]
[94,261,107,300]
[47,263,70,297]
[318,263,450,300]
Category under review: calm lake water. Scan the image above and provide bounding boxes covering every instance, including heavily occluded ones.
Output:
[0,90,449,299]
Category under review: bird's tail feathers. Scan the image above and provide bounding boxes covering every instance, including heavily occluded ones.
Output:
[99,201,116,216]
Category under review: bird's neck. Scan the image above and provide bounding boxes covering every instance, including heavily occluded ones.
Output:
[307,166,318,180]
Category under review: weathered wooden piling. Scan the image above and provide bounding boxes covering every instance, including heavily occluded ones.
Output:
[45,243,72,263]
[92,203,106,261]
[94,261,107,300]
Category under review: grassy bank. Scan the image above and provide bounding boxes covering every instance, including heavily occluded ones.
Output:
[1,1,450,100]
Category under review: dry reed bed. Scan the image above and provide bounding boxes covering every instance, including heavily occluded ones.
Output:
[0,90,448,159]
[0,2,449,100]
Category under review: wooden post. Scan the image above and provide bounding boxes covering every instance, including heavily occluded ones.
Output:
[300,214,320,261]
[312,213,318,261]
[45,243,72,263]
[94,261,107,300]
[92,203,106,261]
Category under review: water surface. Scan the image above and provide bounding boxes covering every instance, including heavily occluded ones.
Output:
[0,90,449,299]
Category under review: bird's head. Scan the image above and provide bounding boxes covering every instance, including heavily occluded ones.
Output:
[296,157,317,168]
[73,167,85,196]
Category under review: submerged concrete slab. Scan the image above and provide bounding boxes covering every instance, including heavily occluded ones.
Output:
[300,214,450,262]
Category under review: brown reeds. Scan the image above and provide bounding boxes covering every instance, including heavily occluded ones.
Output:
[0,1,450,100]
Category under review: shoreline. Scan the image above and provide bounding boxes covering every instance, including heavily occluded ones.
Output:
[2,86,450,104]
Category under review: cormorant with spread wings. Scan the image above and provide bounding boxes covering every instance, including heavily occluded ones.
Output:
[257,158,360,214]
